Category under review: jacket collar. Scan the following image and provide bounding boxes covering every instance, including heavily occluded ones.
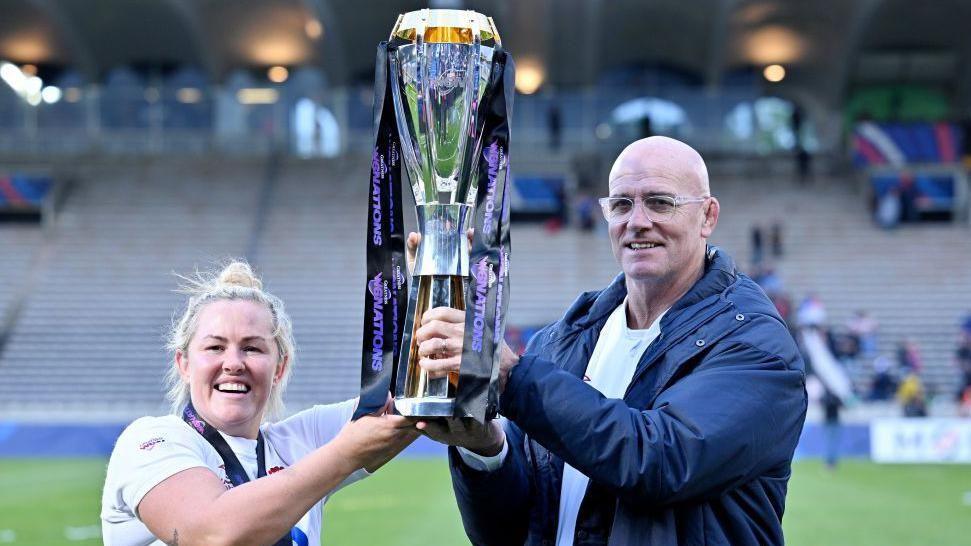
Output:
[659,245,737,330]
[572,245,737,332]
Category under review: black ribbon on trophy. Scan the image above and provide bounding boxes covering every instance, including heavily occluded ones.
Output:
[356,41,408,420]
[356,32,514,423]
[456,51,514,421]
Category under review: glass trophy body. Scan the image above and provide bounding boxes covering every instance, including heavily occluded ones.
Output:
[388,9,500,417]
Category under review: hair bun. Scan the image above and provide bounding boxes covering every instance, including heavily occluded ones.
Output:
[217,261,262,290]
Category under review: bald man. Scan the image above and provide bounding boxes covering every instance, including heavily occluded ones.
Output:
[414,137,807,545]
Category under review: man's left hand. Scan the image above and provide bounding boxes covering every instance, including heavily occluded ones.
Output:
[415,417,505,457]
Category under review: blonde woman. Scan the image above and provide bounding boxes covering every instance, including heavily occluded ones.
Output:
[101,262,416,545]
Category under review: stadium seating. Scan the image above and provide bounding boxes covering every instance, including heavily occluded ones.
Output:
[0,173,54,221]
[709,172,969,396]
[0,158,263,417]
[0,156,967,420]
[853,121,969,222]
[853,122,963,167]
[510,175,568,220]
[0,225,43,329]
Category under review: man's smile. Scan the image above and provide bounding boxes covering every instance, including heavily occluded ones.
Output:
[625,241,663,250]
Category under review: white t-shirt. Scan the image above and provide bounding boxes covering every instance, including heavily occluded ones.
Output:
[459,300,664,546]
[101,399,366,546]
[555,302,663,546]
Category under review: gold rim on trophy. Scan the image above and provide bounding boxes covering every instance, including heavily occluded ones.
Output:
[391,9,500,45]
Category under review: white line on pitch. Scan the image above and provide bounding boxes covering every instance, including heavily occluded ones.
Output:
[64,525,101,541]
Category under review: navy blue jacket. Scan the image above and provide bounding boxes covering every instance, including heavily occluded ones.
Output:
[449,247,807,545]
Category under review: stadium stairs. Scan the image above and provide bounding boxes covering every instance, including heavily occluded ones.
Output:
[708,172,969,400]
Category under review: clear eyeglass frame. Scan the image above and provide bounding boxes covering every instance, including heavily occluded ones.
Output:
[598,195,710,223]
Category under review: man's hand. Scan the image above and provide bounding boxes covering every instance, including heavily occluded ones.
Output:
[415,417,505,457]
[416,307,521,393]
[496,342,520,394]
[409,230,521,391]
[416,307,465,378]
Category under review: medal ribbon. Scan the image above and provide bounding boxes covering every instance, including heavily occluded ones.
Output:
[182,403,293,546]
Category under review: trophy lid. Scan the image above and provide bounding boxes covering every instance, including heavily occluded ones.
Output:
[391,9,500,45]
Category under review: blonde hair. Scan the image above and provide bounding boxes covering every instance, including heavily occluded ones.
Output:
[164,260,295,421]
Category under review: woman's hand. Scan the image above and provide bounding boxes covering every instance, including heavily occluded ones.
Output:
[333,397,419,472]
[137,397,416,545]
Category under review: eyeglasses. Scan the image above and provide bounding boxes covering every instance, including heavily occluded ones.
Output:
[598,195,709,223]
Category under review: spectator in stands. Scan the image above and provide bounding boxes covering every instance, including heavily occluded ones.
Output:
[791,105,811,184]
[750,223,764,267]
[898,172,920,223]
[753,263,784,296]
[101,262,417,546]
[956,311,971,406]
[959,386,971,418]
[956,333,971,400]
[828,327,860,363]
[797,293,827,329]
[770,220,784,258]
[771,291,796,333]
[821,387,843,470]
[796,148,811,184]
[876,186,902,229]
[961,116,971,167]
[897,372,928,417]
[574,191,598,232]
[869,355,897,401]
[408,137,807,545]
[639,114,653,139]
[847,310,879,359]
[897,338,923,373]
[548,102,562,151]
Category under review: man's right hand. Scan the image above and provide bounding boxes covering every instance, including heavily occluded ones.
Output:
[415,306,521,394]
[415,417,505,457]
[406,230,508,457]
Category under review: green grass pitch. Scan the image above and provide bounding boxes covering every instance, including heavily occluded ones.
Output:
[0,458,968,545]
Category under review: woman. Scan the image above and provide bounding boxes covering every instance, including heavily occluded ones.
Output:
[101,261,417,545]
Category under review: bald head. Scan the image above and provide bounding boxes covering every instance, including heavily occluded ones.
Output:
[608,136,710,196]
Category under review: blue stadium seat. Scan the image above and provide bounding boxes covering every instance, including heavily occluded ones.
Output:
[0,174,52,209]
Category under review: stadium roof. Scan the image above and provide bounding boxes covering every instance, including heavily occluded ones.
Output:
[1,0,969,108]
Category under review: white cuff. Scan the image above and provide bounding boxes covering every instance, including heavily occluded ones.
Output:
[456,440,508,472]
[334,467,370,493]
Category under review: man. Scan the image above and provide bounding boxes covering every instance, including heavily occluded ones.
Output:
[413,137,807,545]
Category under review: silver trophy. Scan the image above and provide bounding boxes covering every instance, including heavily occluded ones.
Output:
[389,9,501,417]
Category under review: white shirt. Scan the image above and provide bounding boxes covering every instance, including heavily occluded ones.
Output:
[459,300,664,546]
[101,399,366,546]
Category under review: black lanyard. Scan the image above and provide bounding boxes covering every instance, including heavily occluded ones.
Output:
[182,403,292,546]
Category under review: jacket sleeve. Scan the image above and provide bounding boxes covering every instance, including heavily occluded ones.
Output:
[448,418,533,546]
[500,327,807,507]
